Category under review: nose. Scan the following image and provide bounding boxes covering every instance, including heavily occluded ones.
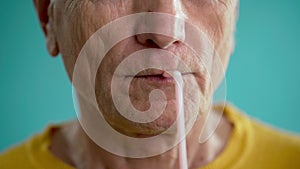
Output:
[135,0,185,49]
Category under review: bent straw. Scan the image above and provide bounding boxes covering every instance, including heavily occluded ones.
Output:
[170,71,188,169]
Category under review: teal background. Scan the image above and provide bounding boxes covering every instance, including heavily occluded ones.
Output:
[0,1,300,151]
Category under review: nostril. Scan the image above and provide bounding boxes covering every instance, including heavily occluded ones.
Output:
[146,39,153,44]
[146,39,156,46]
[143,38,160,48]
[136,33,179,49]
[173,40,180,45]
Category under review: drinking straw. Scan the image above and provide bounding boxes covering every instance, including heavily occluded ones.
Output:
[170,71,188,169]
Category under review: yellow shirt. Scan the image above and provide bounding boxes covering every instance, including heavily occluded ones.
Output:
[1,105,300,169]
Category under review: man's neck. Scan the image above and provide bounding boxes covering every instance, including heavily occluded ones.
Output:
[50,110,232,169]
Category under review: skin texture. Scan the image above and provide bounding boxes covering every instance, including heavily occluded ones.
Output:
[33,0,238,168]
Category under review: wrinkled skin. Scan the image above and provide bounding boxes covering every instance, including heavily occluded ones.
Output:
[34,0,238,168]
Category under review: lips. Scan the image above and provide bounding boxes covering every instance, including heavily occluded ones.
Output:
[130,69,194,85]
[134,70,174,83]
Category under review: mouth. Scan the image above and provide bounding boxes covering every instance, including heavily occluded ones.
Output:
[135,71,174,83]
[127,69,193,84]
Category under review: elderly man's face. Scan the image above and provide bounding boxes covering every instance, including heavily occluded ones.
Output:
[38,0,238,136]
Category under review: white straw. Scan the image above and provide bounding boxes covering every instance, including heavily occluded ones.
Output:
[170,71,188,169]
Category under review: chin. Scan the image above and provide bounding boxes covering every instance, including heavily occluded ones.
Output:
[102,106,179,138]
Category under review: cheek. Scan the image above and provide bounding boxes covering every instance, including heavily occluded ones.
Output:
[183,3,236,91]
[56,1,133,79]
[183,1,236,55]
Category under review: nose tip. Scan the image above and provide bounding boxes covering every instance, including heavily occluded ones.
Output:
[136,33,179,49]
